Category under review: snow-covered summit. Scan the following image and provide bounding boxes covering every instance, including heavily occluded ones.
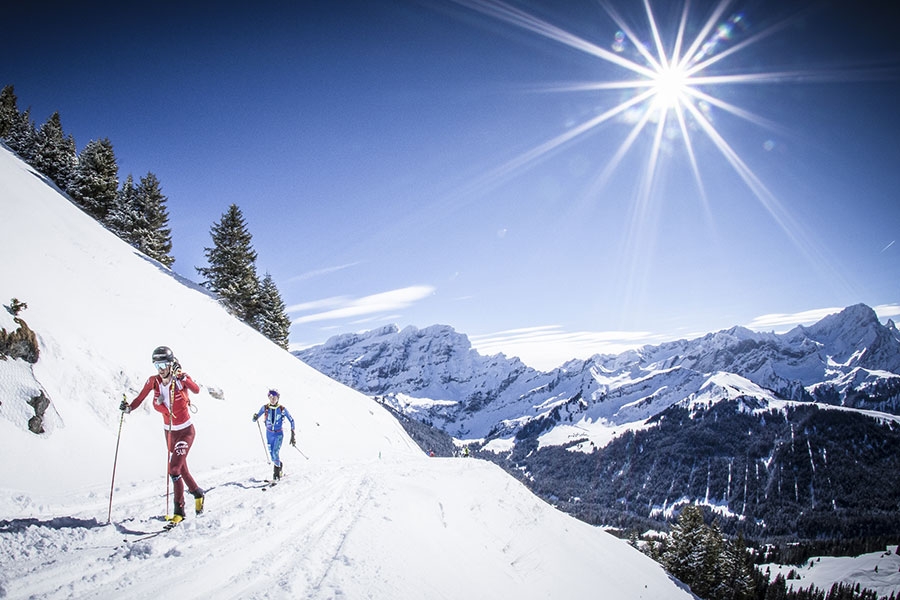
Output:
[298,302,900,442]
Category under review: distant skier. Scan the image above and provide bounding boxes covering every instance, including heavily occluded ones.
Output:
[252,389,296,481]
[120,346,205,523]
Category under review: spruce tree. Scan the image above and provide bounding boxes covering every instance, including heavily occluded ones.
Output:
[662,504,726,598]
[196,204,259,322]
[255,272,292,349]
[5,106,35,161]
[109,173,174,267]
[31,112,77,191]
[0,85,19,138]
[720,533,755,600]
[135,172,174,267]
[108,174,138,241]
[69,138,119,221]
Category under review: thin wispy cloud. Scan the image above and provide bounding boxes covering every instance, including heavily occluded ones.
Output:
[746,304,900,332]
[286,296,352,313]
[287,262,363,283]
[882,241,895,252]
[745,307,844,331]
[290,285,435,325]
[472,303,900,371]
[874,303,900,319]
[470,326,665,371]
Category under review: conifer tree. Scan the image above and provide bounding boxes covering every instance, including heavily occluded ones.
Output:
[660,505,760,600]
[255,272,292,349]
[0,85,19,138]
[108,174,138,241]
[765,573,788,600]
[31,112,77,191]
[4,106,35,161]
[108,173,174,266]
[135,172,174,267]
[719,533,755,600]
[663,504,711,591]
[196,204,259,323]
[69,138,118,222]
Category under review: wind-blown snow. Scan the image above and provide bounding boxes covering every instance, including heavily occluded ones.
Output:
[0,145,695,599]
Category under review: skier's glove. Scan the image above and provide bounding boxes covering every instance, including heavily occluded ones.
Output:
[290,431,296,446]
[119,400,131,414]
[252,413,259,422]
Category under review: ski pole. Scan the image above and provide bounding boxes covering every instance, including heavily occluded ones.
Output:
[107,395,127,524]
[165,424,172,518]
[256,419,271,464]
[292,444,309,460]
[165,379,176,518]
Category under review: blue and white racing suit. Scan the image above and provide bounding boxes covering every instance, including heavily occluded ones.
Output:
[253,403,295,467]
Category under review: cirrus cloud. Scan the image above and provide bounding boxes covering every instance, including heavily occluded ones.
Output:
[469,326,667,371]
[745,304,900,332]
[289,285,435,325]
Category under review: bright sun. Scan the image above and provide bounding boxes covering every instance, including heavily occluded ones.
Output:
[651,63,690,108]
[443,0,844,312]
[449,0,797,216]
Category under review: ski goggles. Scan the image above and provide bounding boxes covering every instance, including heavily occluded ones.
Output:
[154,361,172,370]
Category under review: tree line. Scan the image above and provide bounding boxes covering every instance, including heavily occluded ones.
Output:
[0,84,291,349]
[642,503,895,600]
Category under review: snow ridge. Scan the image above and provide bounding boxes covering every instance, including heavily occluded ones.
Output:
[298,304,900,445]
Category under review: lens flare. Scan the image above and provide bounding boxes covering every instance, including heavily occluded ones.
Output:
[443,0,890,314]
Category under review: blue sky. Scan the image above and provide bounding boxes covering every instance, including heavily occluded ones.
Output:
[4,0,900,369]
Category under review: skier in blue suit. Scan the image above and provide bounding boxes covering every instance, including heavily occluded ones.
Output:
[252,389,296,480]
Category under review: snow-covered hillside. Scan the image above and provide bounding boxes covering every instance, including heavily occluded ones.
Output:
[0,145,697,598]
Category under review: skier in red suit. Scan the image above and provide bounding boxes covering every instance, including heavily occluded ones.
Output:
[121,346,205,522]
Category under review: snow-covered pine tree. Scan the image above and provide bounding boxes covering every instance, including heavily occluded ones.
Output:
[662,504,721,598]
[196,204,260,323]
[107,174,139,242]
[3,105,35,162]
[31,112,78,191]
[68,138,119,222]
[254,272,291,350]
[717,533,754,600]
[0,85,19,139]
[135,172,174,267]
[660,505,756,600]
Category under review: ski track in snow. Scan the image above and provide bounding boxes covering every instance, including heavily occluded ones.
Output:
[0,461,378,600]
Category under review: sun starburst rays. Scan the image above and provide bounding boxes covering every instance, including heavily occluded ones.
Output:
[448,0,799,207]
[433,0,873,324]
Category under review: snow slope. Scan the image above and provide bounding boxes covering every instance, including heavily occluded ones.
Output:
[0,145,694,599]
[761,546,900,599]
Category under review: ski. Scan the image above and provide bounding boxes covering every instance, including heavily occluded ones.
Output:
[123,521,178,543]
[249,476,283,490]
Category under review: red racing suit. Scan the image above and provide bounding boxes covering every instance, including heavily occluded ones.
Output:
[130,373,199,431]
[128,372,202,509]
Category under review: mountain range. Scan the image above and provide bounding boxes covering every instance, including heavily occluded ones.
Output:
[297,306,900,541]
